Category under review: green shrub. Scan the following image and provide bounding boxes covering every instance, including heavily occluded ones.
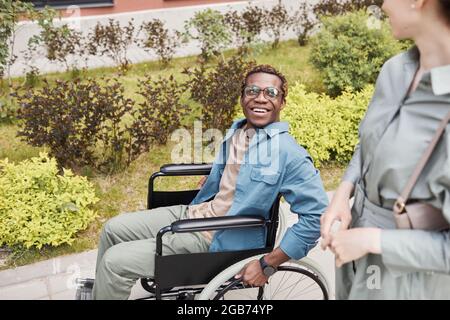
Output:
[294,0,385,48]
[309,10,404,96]
[0,153,98,249]
[0,0,34,123]
[313,0,384,17]
[282,83,374,166]
[0,92,19,123]
[182,9,231,61]
[0,0,34,81]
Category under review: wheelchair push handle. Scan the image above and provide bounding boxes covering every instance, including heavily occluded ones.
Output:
[148,163,213,210]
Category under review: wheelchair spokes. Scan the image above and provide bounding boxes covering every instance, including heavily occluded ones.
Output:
[212,262,329,300]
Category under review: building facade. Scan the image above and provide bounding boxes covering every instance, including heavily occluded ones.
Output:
[26,0,243,17]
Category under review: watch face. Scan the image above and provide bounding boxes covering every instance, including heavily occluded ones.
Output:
[263,266,276,277]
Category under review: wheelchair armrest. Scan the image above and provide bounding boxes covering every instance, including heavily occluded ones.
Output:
[159,163,213,176]
[155,216,267,255]
[171,216,267,233]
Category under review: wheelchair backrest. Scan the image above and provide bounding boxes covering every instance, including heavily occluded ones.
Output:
[148,168,282,249]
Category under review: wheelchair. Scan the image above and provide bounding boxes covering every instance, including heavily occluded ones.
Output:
[76,163,330,300]
[139,163,330,300]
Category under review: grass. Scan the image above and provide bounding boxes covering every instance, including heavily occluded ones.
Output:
[1,40,325,98]
[0,125,44,162]
[320,163,345,192]
[0,40,343,270]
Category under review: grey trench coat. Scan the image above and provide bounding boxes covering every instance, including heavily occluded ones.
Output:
[337,47,450,299]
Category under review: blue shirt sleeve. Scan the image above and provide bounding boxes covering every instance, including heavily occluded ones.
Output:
[279,156,329,260]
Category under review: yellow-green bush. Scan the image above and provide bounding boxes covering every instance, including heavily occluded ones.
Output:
[0,153,99,249]
[282,83,374,166]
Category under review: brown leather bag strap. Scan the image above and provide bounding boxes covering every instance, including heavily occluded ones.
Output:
[394,111,450,214]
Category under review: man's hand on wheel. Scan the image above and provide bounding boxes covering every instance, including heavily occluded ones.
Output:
[235,260,268,287]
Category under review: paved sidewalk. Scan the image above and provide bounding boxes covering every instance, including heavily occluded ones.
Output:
[0,192,336,300]
[0,249,96,300]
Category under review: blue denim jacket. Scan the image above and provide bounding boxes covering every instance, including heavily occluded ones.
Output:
[190,119,329,260]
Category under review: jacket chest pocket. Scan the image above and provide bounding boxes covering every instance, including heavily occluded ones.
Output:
[246,167,281,207]
[250,167,281,185]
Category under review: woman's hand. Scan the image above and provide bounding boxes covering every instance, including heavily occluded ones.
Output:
[320,181,354,250]
[329,228,381,267]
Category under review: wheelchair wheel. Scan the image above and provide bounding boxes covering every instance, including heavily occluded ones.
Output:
[141,278,158,293]
[196,255,329,300]
[140,278,174,295]
[274,203,288,248]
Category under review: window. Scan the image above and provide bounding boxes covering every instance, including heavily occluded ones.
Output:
[27,0,114,9]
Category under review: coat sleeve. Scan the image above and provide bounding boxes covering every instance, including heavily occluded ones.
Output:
[278,156,329,260]
[341,142,361,186]
[381,229,450,276]
[340,55,398,188]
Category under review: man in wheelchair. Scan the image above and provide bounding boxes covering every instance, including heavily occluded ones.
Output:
[91,65,329,299]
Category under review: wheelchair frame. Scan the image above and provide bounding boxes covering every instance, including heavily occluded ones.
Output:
[140,163,330,300]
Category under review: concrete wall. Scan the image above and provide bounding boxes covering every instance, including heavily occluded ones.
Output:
[8,0,315,77]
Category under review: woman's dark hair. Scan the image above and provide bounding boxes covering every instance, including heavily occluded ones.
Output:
[439,0,450,24]
[241,64,288,104]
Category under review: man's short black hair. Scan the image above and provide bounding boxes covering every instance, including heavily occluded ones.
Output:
[241,64,288,104]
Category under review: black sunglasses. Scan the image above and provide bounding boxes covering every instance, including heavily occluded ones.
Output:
[243,85,282,100]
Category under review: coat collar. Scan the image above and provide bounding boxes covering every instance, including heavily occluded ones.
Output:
[404,46,450,96]
[430,64,450,95]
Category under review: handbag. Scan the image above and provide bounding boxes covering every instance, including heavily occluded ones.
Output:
[393,111,450,231]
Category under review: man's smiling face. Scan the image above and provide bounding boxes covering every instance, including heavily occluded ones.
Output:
[241,72,285,129]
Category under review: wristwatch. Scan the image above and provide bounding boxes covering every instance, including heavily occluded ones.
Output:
[259,256,277,277]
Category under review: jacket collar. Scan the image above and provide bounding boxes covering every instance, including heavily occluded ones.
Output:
[224,118,289,141]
